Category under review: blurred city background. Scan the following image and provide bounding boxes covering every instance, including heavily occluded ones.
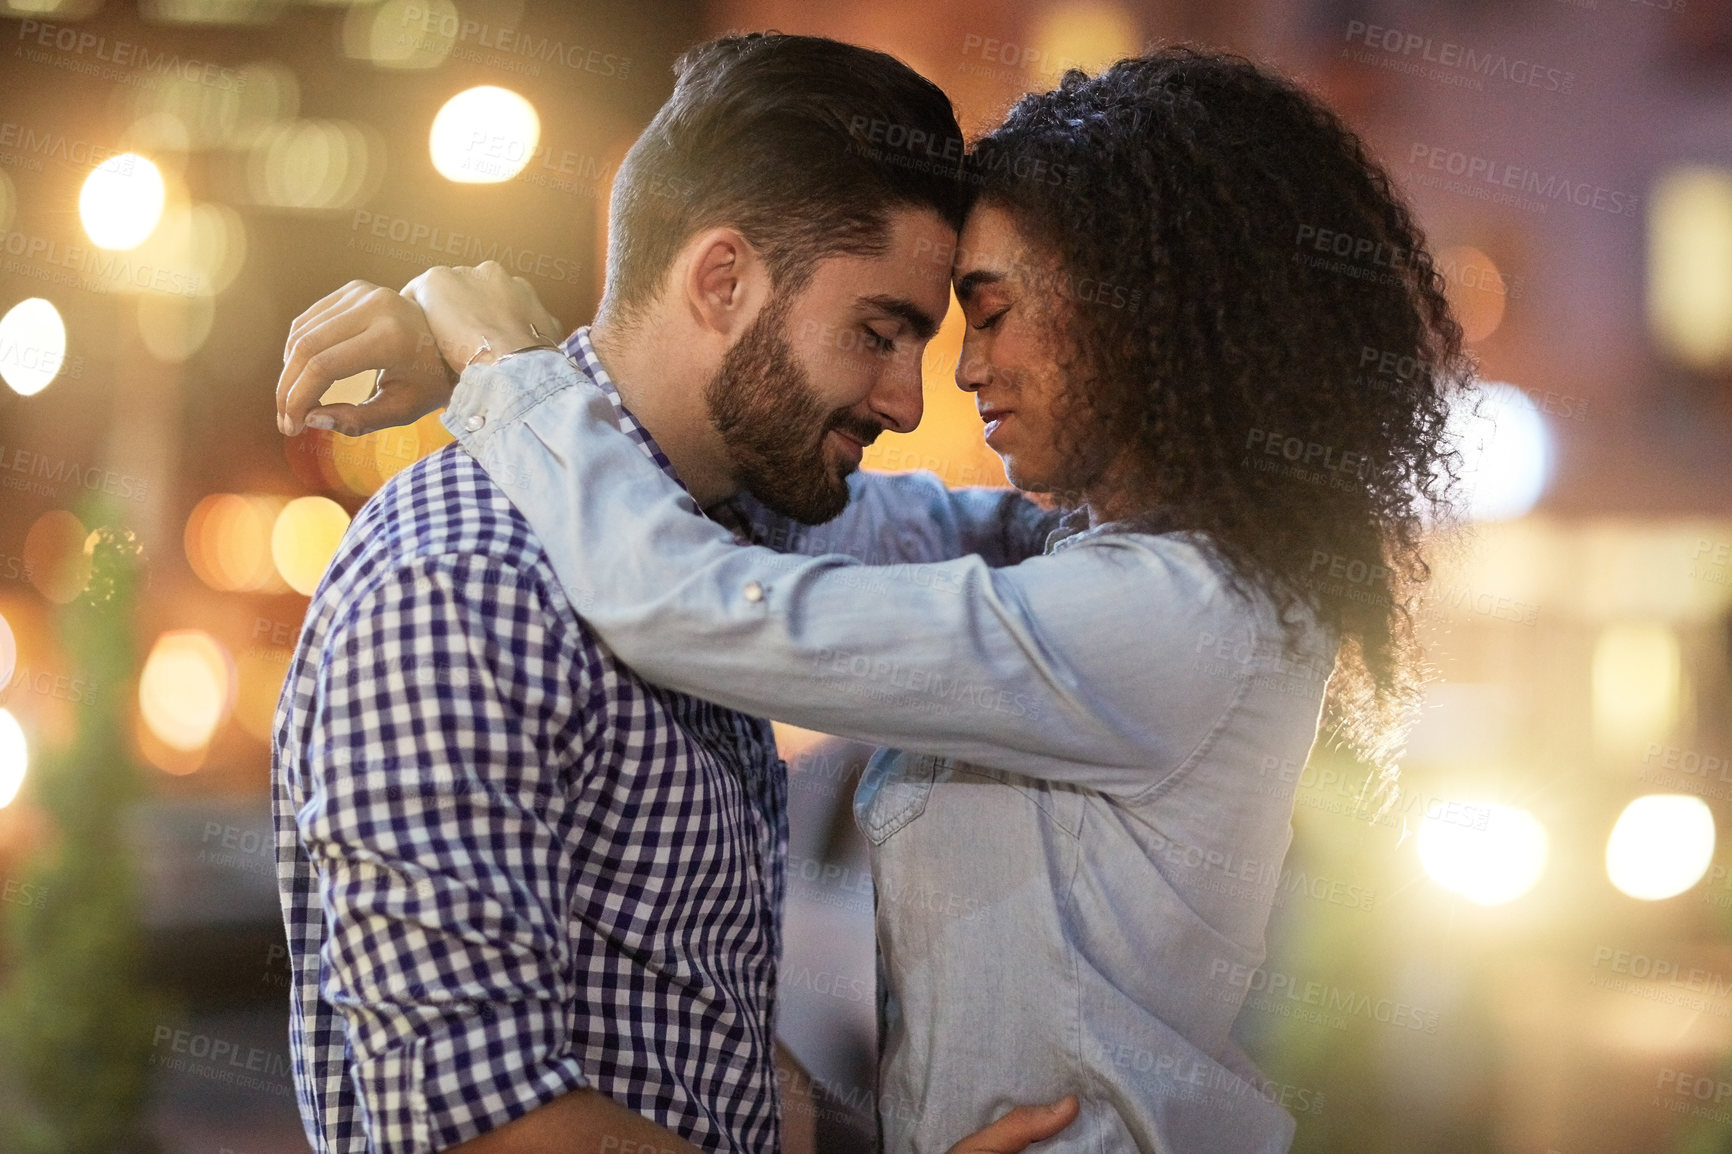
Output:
[0,0,1730,1151]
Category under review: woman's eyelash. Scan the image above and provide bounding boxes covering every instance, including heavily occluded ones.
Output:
[972,309,1009,332]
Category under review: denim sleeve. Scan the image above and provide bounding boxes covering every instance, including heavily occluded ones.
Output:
[446,350,1257,792]
[724,472,1058,567]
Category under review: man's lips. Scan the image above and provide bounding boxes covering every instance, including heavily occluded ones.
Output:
[827,427,870,464]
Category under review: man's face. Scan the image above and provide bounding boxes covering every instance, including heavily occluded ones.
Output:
[704,207,955,524]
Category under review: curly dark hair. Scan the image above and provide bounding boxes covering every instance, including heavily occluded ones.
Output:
[967,46,1473,783]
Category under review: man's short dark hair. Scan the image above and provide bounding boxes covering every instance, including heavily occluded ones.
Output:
[601,32,969,323]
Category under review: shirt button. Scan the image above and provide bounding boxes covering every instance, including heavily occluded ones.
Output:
[743,581,764,603]
[463,413,486,433]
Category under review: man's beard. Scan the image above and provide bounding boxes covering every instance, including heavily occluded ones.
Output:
[704,294,885,524]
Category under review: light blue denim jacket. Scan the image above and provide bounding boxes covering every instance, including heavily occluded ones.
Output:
[443,347,1337,1154]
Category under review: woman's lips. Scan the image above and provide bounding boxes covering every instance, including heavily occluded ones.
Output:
[982,410,1013,443]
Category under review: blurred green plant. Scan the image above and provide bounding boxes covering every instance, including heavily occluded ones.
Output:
[0,524,165,1154]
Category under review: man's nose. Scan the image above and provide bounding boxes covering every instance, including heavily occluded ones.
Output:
[870,356,925,435]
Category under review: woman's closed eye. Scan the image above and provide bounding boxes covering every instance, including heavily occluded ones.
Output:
[969,308,1009,333]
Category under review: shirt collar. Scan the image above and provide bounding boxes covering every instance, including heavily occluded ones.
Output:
[563,326,680,485]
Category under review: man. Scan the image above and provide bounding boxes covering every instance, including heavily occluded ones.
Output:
[273,32,1073,1154]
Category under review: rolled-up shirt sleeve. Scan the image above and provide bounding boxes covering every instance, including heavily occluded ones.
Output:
[297,551,590,1152]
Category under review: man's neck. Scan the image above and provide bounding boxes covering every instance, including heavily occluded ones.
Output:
[587,319,739,508]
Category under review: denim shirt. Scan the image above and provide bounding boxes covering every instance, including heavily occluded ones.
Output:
[445,349,1337,1154]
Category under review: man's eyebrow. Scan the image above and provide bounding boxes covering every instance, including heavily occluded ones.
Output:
[858,294,940,341]
[953,269,1004,304]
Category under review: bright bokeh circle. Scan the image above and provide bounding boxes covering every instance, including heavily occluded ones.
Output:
[1607,794,1716,900]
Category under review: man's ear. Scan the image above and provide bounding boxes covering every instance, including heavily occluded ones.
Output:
[681,227,771,339]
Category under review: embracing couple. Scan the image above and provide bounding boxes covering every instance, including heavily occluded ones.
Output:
[271,31,1466,1154]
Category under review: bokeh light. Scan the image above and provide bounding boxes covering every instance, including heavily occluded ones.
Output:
[345,0,457,70]
[185,494,289,593]
[128,201,248,300]
[22,512,92,605]
[138,630,234,755]
[1444,381,1551,522]
[1648,167,1732,371]
[78,153,166,250]
[0,297,68,397]
[137,293,218,362]
[1439,245,1508,344]
[246,120,380,211]
[1592,623,1680,757]
[0,708,26,809]
[1607,794,1715,900]
[1417,802,1549,906]
[271,497,352,596]
[430,87,541,183]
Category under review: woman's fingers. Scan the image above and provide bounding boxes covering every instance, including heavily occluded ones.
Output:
[278,329,408,435]
[282,280,371,363]
[302,381,438,438]
[945,1096,1079,1154]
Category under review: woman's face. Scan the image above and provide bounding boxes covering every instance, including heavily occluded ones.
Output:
[952,203,1081,498]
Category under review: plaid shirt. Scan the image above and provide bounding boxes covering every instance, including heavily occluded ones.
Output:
[273,329,786,1154]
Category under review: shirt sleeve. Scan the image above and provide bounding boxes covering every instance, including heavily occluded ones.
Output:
[296,550,591,1152]
[445,351,1282,793]
[723,471,1060,567]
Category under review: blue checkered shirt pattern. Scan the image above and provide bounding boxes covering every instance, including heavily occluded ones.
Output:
[273,329,787,1154]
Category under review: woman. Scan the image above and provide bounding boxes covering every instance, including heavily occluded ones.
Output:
[304,49,1468,1153]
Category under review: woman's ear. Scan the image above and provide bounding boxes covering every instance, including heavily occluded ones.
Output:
[681,227,771,339]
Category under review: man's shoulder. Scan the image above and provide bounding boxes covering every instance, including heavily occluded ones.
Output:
[312,443,567,616]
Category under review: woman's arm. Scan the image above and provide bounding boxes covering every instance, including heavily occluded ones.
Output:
[729,471,1060,568]
[448,349,1259,794]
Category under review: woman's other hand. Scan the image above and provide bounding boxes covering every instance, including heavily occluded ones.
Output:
[399,261,564,374]
[277,279,459,437]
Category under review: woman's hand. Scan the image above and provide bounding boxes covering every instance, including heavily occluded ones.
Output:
[277,279,457,437]
[944,1096,1079,1153]
[399,261,563,374]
